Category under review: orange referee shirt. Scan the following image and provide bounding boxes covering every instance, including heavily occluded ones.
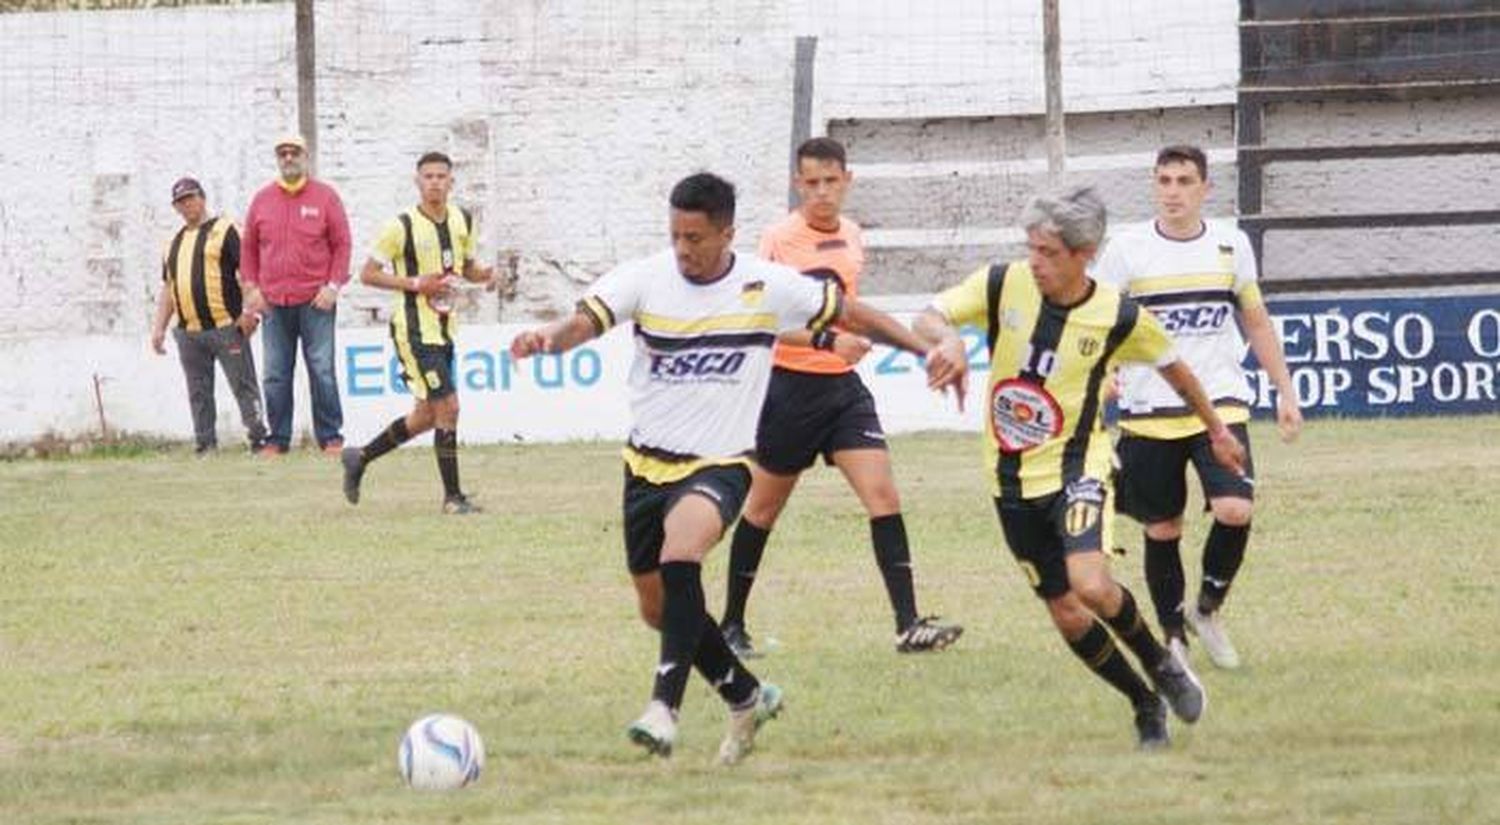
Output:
[758,210,865,375]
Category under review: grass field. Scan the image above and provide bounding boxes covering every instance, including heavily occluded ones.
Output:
[2,417,1498,824]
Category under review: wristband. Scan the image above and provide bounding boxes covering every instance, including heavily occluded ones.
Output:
[811,329,838,351]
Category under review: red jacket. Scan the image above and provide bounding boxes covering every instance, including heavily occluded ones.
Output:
[241,178,352,306]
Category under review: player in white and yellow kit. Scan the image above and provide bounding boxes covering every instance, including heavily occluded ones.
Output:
[1093,145,1302,669]
[510,172,965,764]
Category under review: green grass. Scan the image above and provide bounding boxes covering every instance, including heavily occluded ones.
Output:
[2,418,1498,824]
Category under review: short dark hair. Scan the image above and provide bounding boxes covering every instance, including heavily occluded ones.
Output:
[416,151,453,170]
[669,172,736,227]
[796,136,847,170]
[1156,144,1207,181]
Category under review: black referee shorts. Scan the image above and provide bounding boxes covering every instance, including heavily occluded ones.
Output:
[755,367,886,475]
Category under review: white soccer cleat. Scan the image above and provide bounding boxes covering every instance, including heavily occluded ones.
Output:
[627,700,677,758]
[1187,607,1241,669]
[1167,634,1190,666]
[717,683,783,765]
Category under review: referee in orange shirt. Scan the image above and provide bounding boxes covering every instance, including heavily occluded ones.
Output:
[718,138,963,656]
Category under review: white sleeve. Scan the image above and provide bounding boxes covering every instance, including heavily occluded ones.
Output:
[1091,235,1130,291]
[579,259,642,332]
[1232,227,1259,292]
[764,262,840,333]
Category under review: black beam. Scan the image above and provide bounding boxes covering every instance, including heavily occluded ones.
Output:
[1263,271,1500,294]
[1240,79,1500,103]
[1241,210,1500,230]
[1239,141,1500,162]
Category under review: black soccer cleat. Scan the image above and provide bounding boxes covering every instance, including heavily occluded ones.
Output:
[1134,695,1170,750]
[895,616,964,653]
[1151,646,1206,724]
[341,447,365,505]
[721,621,762,659]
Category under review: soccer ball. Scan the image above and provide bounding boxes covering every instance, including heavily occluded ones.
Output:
[398,713,485,790]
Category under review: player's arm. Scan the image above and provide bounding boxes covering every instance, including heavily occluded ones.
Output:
[509,311,599,359]
[460,256,495,286]
[1240,300,1302,443]
[149,280,175,355]
[842,298,967,399]
[360,257,448,297]
[911,307,969,402]
[776,327,872,365]
[1156,359,1246,476]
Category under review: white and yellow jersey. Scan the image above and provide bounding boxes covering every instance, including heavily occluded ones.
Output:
[1092,220,1262,440]
[578,249,840,483]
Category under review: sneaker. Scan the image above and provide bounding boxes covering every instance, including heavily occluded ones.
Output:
[627,700,677,757]
[254,443,286,458]
[1133,695,1170,750]
[1187,607,1241,669]
[717,683,784,765]
[442,494,483,515]
[1151,645,1206,724]
[320,439,345,457]
[721,621,761,660]
[341,447,365,505]
[895,616,964,653]
[1166,633,1190,666]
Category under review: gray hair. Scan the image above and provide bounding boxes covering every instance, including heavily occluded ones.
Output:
[1019,185,1107,251]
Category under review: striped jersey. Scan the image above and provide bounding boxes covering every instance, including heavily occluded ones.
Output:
[758,210,864,375]
[932,262,1176,500]
[1093,220,1261,439]
[161,216,243,332]
[370,204,478,346]
[579,249,841,483]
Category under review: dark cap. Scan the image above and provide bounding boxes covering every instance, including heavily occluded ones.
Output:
[171,177,205,203]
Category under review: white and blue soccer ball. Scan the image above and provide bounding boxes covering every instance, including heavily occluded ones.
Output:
[398,713,485,790]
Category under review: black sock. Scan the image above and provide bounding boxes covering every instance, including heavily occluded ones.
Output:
[721,519,769,628]
[693,609,759,707]
[1103,585,1166,670]
[654,561,706,710]
[433,428,461,498]
[1200,520,1250,613]
[1066,620,1155,707]
[871,513,918,632]
[360,417,411,464]
[1144,534,1186,637]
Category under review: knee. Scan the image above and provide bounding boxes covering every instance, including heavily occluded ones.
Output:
[1144,518,1184,541]
[862,483,901,517]
[1069,574,1118,614]
[1047,594,1094,638]
[1211,498,1253,527]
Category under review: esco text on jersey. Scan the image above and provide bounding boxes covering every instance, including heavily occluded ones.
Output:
[648,350,748,380]
[1155,304,1232,335]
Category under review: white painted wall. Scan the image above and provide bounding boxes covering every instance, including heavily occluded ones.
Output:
[0,0,1240,441]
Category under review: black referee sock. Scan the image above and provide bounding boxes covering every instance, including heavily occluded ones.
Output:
[1144,535,1186,637]
[1200,521,1251,614]
[871,513,919,632]
[693,609,759,708]
[1103,585,1166,671]
[654,561,707,711]
[360,417,411,464]
[1067,620,1155,707]
[433,428,461,498]
[722,519,769,628]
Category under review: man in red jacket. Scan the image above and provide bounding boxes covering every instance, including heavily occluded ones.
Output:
[242,134,352,455]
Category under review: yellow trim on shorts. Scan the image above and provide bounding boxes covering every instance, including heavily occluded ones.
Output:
[621,446,749,485]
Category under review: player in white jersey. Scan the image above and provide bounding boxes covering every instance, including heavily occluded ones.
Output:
[1093,145,1302,669]
[510,172,966,764]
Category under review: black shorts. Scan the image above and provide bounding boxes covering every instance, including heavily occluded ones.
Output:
[755,367,886,475]
[622,462,752,575]
[1114,422,1255,523]
[994,477,1114,600]
[394,336,456,401]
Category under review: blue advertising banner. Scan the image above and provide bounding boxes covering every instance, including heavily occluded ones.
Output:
[1250,294,1500,417]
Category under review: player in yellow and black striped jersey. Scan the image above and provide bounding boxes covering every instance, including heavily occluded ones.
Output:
[1093,145,1303,670]
[509,172,965,763]
[149,177,269,454]
[340,152,494,515]
[915,186,1245,750]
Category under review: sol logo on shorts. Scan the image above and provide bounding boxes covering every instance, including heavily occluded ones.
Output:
[990,378,1064,452]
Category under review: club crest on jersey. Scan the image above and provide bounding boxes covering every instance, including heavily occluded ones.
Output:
[1078,336,1100,357]
[1003,308,1023,331]
[740,281,765,307]
[990,377,1064,453]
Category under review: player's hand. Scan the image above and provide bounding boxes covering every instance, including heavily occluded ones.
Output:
[1103,374,1120,403]
[312,284,339,311]
[415,273,448,297]
[470,266,498,291]
[150,329,166,355]
[924,336,969,412]
[1208,427,1247,477]
[236,312,261,337]
[509,329,550,359]
[1276,392,1303,443]
[832,333,872,365]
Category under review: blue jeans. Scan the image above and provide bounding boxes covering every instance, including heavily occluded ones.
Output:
[261,302,343,449]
